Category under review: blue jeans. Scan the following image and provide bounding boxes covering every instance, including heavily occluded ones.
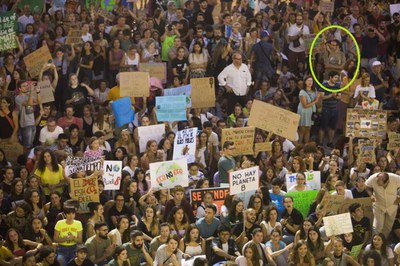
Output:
[21,125,36,148]
[57,245,76,266]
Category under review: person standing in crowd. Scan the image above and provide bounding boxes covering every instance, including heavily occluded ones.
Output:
[217,141,236,186]
[287,12,310,74]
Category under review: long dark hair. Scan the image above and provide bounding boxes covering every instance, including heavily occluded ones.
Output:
[370,233,389,258]
[36,149,59,173]
[183,223,202,244]
[0,148,9,166]
[133,168,148,191]
[167,206,188,226]
[5,228,25,252]
[306,226,324,254]
[24,188,43,209]
[228,198,244,224]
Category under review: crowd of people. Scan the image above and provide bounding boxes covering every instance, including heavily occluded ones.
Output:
[0,0,400,265]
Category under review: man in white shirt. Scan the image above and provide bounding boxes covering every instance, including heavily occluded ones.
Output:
[39,117,64,147]
[287,12,310,73]
[17,5,34,32]
[365,172,400,238]
[218,51,252,115]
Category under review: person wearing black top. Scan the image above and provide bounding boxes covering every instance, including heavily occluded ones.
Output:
[280,196,304,244]
[67,244,94,266]
[211,224,241,265]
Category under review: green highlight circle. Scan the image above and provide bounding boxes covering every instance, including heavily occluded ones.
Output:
[309,25,361,93]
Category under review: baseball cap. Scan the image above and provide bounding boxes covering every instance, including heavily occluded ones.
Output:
[372,61,381,67]
[260,30,271,38]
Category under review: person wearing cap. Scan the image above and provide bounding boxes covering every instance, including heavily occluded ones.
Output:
[249,30,274,93]
[370,60,389,103]
[67,244,94,266]
[106,73,135,105]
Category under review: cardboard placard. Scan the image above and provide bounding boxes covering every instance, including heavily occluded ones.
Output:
[286,190,319,218]
[173,128,197,164]
[221,127,255,156]
[0,140,24,165]
[155,95,187,122]
[318,192,345,214]
[337,197,373,226]
[254,142,272,153]
[346,109,387,139]
[23,45,52,78]
[323,212,353,237]
[0,12,17,52]
[358,139,376,164]
[190,187,230,215]
[149,158,189,189]
[97,7,115,21]
[103,160,122,190]
[139,63,167,83]
[190,77,216,108]
[319,0,334,12]
[38,80,55,103]
[229,166,259,195]
[120,72,150,98]
[286,171,321,191]
[388,132,400,151]
[361,100,379,110]
[138,124,165,153]
[248,100,300,141]
[70,176,100,203]
[65,30,82,45]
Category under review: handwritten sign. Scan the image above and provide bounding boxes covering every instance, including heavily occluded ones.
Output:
[285,171,321,191]
[65,30,82,45]
[0,12,17,52]
[358,139,376,164]
[139,63,167,83]
[164,85,192,108]
[190,77,216,108]
[149,158,189,189]
[319,0,334,12]
[221,127,255,156]
[70,176,100,203]
[173,128,197,163]
[229,166,259,195]
[155,95,187,122]
[65,156,102,176]
[346,109,387,139]
[101,0,115,12]
[337,197,373,225]
[254,142,272,153]
[323,212,353,237]
[38,80,55,103]
[287,190,319,218]
[0,140,24,165]
[361,100,379,110]
[318,192,345,214]
[138,124,165,153]
[248,100,300,141]
[388,132,400,150]
[103,160,122,190]
[23,45,52,78]
[190,187,230,215]
[120,72,150,98]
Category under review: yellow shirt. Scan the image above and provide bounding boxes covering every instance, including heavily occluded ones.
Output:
[34,164,64,195]
[55,219,83,246]
[0,246,13,261]
[106,85,135,104]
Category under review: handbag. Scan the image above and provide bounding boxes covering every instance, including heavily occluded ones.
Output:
[292,26,303,48]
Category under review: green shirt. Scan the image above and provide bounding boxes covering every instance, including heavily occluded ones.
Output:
[218,156,236,183]
[162,35,176,61]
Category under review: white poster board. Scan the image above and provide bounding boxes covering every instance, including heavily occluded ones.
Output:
[229,166,259,195]
[285,171,321,191]
[103,160,122,190]
[149,158,189,189]
[323,212,353,237]
[173,128,197,163]
[138,124,165,153]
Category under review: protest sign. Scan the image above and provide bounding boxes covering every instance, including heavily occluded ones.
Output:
[0,140,23,165]
[388,132,400,150]
[0,12,17,52]
[150,158,189,189]
[65,30,82,45]
[38,81,55,103]
[70,176,100,203]
[155,95,187,122]
[254,142,272,154]
[120,72,150,98]
[221,127,255,156]
[65,156,102,176]
[229,166,259,195]
[23,45,52,78]
[84,149,103,159]
[390,4,400,18]
[358,139,376,164]
[163,85,192,108]
[190,187,230,215]
[101,0,115,11]
[323,212,353,237]
[97,7,115,21]
[248,100,300,141]
[111,97,135,127]
[18,0,43,13]
[346,109,387,139]
[286,190,319,218]
[303,34,324,54]
[173,128,197,163]
[54,0,66,8]
[138,124,165,153]
[318,192,345,214]
[337,197,373,225]
[139,63,167,83]
[286,171,321,191]
[103,161,122,190]
[319,0,334,12]
[270,193,285,218]
[190,77,216,108]
[350,244,363,259]
[362,100,379,110]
